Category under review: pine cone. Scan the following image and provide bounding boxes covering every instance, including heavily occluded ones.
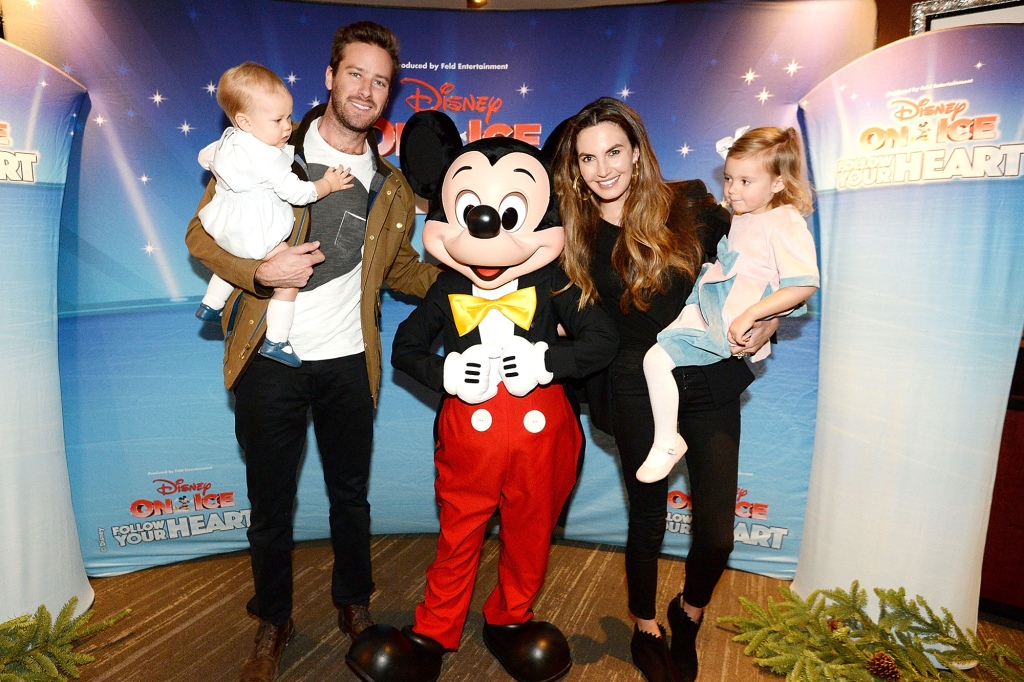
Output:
[866,651,901,681]
[827,619,840,632]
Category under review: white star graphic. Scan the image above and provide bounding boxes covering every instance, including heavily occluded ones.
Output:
[518,83,532,98]
[850,93,858,100]
[678,144,691,157]
[205,82,217,95]
[618,86,632,99]
[140,174,150,184]
[742,68,758,85]
[94,116,106,126]
[40,80,48,88]
[62,63,73,74]
[179,121,193,135]
[785,60,802,76]
[756,88,773,104]
[143,243,157,255]
[975,61,985,70]
[309,98,321,108]
[150,91,166,106]
[27,0,39,6]
[839,84,847,92]
[286,73,299,86]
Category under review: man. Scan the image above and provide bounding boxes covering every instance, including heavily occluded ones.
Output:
[185,21,438,682]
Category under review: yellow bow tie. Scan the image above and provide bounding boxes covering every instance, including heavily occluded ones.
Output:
[449,286,537,337]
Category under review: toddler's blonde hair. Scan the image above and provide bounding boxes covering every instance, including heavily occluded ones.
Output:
[216,62,288,122]
[728,127,813,215]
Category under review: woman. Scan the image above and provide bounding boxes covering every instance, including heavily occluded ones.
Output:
[553,97,775,682]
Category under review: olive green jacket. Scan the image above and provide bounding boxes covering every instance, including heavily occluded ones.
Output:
[185,104,438,400]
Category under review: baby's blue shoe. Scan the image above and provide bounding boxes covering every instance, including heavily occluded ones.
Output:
[259,338,301,367]
[195,303,222,323]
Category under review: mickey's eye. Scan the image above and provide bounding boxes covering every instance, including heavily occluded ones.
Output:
[498,194,528,233]
[454,191,480,228]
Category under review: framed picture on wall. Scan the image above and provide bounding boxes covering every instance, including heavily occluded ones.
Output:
[911,0,1024,34]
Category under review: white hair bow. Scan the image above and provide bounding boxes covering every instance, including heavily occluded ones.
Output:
[715,126,750,160]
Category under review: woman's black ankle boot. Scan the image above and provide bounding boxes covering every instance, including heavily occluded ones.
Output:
[630,623,682,682]
[666,593,702,682]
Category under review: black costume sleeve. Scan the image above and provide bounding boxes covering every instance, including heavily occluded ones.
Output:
[545,268,619,380]
[391,282,450,393]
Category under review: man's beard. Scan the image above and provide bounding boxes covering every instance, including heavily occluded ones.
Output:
[330,97,378,134]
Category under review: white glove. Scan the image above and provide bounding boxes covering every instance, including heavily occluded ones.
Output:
[498,337,554,397]
[443,344,501,404]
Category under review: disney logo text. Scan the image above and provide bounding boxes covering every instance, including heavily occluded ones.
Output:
[154,478,213,495]
[402,78,503,125]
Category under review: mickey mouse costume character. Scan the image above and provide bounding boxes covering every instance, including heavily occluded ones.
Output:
[345,113,617,682]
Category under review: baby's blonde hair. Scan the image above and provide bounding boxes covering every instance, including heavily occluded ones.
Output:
[728,127,813,215]
[216,62,288,122]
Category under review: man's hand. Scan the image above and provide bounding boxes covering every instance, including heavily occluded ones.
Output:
[255,241,325,289]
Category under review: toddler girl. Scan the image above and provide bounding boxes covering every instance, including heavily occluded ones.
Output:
[637,126,820,482]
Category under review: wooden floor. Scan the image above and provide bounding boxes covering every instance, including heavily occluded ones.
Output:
[78,534,1024,681]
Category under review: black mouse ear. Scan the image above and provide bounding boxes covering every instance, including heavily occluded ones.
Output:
[400,111,463,199]
[540,117,572,166]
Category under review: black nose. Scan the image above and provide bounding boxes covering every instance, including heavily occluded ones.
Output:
[466,205,500,239]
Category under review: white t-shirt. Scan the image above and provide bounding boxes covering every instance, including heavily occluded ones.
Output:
[287,119,375,360]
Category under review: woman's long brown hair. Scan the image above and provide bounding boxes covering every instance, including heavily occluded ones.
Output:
[553,97,702,313]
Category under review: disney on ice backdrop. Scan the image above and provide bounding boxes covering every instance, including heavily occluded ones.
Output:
[0,0,879,576]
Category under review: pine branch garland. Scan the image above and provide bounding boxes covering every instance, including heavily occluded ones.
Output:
[0,598,129,681]
[719,582,1024,682]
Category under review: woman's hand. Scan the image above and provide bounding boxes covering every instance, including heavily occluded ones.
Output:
[727,311,757,348]
[729,316,778,357]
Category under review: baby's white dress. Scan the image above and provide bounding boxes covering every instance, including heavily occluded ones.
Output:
[198,127,318,259]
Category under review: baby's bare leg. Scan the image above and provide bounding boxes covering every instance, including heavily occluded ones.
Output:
[636,344,687,483]
[643,344,682,451]
[266,242,298,304]
[264,243,298,342]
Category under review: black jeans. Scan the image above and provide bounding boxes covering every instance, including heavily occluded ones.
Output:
[234,353,375,625]
[612,361,740,620]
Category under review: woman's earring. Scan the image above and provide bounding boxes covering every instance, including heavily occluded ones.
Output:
[572,174,592,201]
[631,162,640,183]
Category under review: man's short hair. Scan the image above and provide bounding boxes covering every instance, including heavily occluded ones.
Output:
[330,21,400,81]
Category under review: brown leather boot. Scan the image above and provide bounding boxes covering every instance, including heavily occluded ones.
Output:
[239,618,294,682]
[339,604,375,639]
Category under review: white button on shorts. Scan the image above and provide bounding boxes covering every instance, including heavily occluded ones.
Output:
[523,410,546,433]
[471,409,493,432]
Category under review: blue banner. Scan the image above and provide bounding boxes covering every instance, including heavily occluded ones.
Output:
[0,39,93,618]
[792,25,1024,628]
[3,0,875,577]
